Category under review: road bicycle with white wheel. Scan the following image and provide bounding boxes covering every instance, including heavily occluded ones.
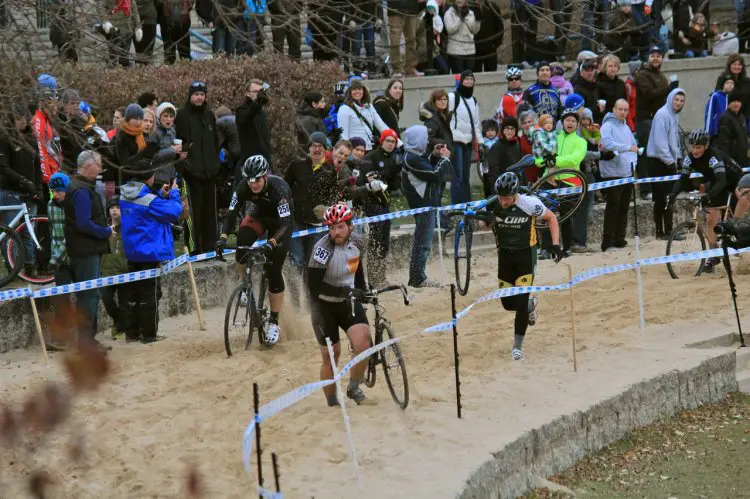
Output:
[0,203,53,287]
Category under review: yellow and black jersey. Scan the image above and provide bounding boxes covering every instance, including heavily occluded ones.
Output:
[491,194,547,250]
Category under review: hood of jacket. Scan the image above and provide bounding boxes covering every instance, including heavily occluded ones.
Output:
[296,100,322,118]
[418,101,436,122]
[403,125,428,155]
[661,87,686,117]
[120,180,147,201]
[601,111,623,127]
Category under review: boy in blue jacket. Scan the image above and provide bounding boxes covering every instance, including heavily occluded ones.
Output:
[119,160,182,343]
[705,75,734,137]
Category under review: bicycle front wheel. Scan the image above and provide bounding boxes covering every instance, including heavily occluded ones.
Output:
[454,220,473,296]
[379,320,409,410]
[666,221,707,279]
[224,284,252,357]
[10,217,54,285]
[0,224,23,288]
[531,170,588,226]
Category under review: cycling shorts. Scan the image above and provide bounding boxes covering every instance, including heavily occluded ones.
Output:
[704,182,739,209]
[310,299,369,347]
[237,215,290,293]
[497,246,536,288]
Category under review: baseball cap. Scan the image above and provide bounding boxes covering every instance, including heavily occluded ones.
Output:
[649,45,663,54]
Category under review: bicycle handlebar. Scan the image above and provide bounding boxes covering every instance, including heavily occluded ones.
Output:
[372,283,410,306]
[216,245,265,263]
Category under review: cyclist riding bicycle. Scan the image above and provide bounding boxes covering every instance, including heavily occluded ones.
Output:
[217,155,293,345]
[667,129,750,273]
[307,203,370,407]
[489,172,563,361]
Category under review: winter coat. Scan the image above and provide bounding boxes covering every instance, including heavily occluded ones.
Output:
[149,123,178,185]
[443,6,480,56]
[714,109,748,167]
[0,128,40,196]
[57,111,90,174]
[646,88,685,166]
[174,101,221,179]
[284,156,340,225]
[550,76,573,101]
[486,137,520,187]
[596,72,627,115]
[63,175,112,258]
[554,129,586,171]
[599,112,637,178]
[361,147,402,212]
[115,128,158,168]
[634,64,671,122]
[337,101,389,150]
[100,229,129,276]
[571,73,602,123]
[372,95,400,133]
[295,101,327,149]
[243,0,267,18]
[49,0,80,48]
[102,0,142,35]
[715,72,750,119]
[401,126,450,208]
[522,81,562,122]
[704,91,728,137]
[419,102,454,152]
[236,96,272,167]
[120,180,182,262]
[216,114,241,162]
[448,91,481,145]
[135,0,158,23]
[474,1,503,55]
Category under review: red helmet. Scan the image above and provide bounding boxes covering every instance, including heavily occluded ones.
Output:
[324,203,354,226]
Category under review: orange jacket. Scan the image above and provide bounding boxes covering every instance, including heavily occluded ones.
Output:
[32,109,62,184]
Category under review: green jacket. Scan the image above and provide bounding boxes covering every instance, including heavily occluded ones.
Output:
[102,0,141,35]
[551,130,586,185]
[100,229,129,277]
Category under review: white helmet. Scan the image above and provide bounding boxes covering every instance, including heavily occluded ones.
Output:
[265,322,280,346]
[505,66,523,80]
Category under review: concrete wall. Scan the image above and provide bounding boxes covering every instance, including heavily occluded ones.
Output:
[367,56,743,133]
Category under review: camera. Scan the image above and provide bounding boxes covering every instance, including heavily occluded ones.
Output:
[714,220,750,248]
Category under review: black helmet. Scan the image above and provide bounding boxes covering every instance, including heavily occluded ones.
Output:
[242,155,270,181]
[688,129,710,146]
[494,172,520,196]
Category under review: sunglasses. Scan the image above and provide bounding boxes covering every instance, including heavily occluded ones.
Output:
[508,77,521,81]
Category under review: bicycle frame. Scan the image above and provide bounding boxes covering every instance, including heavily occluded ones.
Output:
[0,204,41,250]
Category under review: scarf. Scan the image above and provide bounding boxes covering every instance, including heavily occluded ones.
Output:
[112,0,132,16]
[120,122,147,152]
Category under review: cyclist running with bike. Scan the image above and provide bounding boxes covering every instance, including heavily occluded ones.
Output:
[217,155,293,345]
[307,203,370,407]
[667,130,750,273]
[490,172,563,360]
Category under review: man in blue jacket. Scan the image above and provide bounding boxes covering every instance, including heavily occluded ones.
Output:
[120,159,182,343]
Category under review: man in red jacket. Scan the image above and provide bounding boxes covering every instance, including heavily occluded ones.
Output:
[32,87,62,185]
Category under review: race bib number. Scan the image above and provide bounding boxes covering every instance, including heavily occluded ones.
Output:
[313,247,330,264]
[277,202,291,218]
[228,192,239,211]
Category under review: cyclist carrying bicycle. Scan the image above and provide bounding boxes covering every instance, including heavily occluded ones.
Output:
[217,155,293,345]
[490,172,562,361]
[307,203,370,407]
[667,129,749,273]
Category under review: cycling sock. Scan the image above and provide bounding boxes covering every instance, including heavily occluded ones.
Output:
[270,311,279,324]
[513,334,525,350]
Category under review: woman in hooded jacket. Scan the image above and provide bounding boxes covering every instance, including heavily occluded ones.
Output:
[337,79,389,151]
[419,88,454,153]
[715,54,750,118]
[372,78,404,132]
[448,70,482,204]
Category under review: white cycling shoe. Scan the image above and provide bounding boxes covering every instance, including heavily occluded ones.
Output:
[528,295,539,326]
[264,322,280,346]
[511,348,525,361]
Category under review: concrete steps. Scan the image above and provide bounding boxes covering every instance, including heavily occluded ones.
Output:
[737,348,750,394]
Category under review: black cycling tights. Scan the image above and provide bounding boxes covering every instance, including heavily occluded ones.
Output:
[501,295,530,338]
[497,246,536,338]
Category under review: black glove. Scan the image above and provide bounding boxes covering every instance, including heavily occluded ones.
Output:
[551,244,563,263]
[666,196,677,213]
[262,240,276,259]
[700,195,711,209]
[256,90,269,106]
[216,234,228,256]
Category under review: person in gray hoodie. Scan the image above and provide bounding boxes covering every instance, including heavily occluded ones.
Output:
[401,125,451,288]
[646,87,685,239]
[600,99,639,251]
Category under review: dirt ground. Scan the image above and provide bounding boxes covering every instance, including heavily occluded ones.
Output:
[0,238,748,498]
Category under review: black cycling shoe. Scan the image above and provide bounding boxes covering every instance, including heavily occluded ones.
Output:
[703,257,721,274]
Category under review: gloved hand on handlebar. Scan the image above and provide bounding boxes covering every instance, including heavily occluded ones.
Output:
[262,239,277,259]
[216,234,228,255]
[551,244,563,263]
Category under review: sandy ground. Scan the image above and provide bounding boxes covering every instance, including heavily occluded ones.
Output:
[1,237,748,498]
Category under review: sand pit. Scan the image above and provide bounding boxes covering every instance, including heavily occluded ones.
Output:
[0,238,747,497]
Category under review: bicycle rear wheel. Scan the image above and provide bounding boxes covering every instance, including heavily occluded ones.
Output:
[379,320,409,409]
[531,170,588,226]
[0,225,23,288]
[666,221,707,279]
[9,217,54,285]
[454,220,472,296]
[224,284,253,356]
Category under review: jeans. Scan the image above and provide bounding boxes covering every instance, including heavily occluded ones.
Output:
[271,13,301,59]
[353,24,376,58]
[450,143,473,205]
[685,49,709,58]
[572,172,595,247]
[237,17,258,56]
[581,0,610,50]
[408,209,436,286]
[71,254,102,338]
[0,189,36,265]
[213,25,236,54]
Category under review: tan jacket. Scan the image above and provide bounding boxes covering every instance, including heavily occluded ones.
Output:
[443,6,480,56]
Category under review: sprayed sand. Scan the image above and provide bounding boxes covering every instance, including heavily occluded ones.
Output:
[0,239,746,497]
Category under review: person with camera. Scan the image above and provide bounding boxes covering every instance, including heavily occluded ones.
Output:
[120,160,182,343]
[236,79,272,176]
[667,130,749,273]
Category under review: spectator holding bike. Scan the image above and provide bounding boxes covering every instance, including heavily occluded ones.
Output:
[63,150,114,351]
[120,159,182,343]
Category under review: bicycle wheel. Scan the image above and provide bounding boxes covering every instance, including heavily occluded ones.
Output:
[666,221,707,279]
[531,170,588,226]
[224,284,252,357]
[0,224,23,288]
[254,273,269,346]
[379,320,409,409]
[454,220,472,296]
[9,217,54,285]
[364,340,377,388]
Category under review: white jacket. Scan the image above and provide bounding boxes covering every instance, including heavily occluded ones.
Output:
[448,92,481,145]
[443,6,480,56]
[337,102,389,151]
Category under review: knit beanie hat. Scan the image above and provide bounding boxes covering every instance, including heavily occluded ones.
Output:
[156,102,177,119]
[188,80,208,98]
[309,131,329,148]
[350,137,367,149]
[501,116,519,131]
[124,103,144,121]
[728,89,743,103]
[379,129,399,144]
